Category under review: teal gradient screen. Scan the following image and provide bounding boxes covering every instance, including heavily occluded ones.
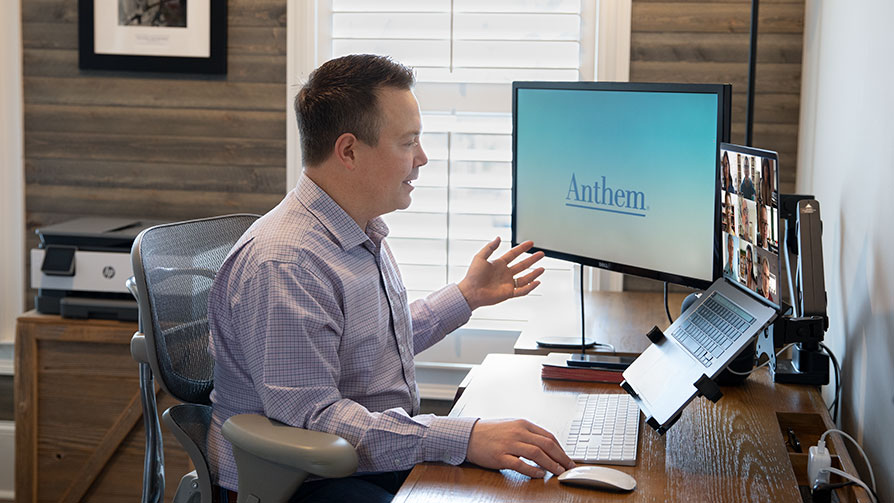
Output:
[514,87,719,284]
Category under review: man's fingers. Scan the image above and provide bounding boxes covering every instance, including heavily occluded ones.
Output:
[522,422,575,469]
[514,442,566,477]
[513,280,541,297]
[503,455,546,479]
[509,251,545,274]
[496,240,534,265]
[512,269,544,296]
[523,420,561,444]
[514,268,545,287]
[474,236,501,261]
[523,431,575,472]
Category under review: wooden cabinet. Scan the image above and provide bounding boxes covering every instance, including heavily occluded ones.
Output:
[15,312,191,503]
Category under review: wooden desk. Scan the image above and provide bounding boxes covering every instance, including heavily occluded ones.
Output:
[15,312,191,503]
[515,291,688,356]
[395,354,867,503]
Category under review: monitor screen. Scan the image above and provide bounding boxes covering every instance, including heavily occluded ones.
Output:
[512,82,731,290]
[720,143,781,307]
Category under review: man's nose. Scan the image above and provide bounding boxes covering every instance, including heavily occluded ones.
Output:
[416,144,428,167]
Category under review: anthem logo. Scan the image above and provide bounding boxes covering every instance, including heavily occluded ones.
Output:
[565,174,649,217]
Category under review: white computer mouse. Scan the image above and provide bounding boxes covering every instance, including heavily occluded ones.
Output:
[557,466,637,492]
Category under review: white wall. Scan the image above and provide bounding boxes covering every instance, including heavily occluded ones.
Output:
[0,0,25,344]
[798,1,894,500]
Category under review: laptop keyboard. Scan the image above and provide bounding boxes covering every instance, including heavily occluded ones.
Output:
[562,393,639,466]
[672,294,755,366]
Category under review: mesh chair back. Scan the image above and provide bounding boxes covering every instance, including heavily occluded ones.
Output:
[133,214,258,405]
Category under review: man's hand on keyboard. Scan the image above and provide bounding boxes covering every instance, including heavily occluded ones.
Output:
[466,419,575,478]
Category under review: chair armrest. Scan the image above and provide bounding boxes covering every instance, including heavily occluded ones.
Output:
[222,414,358,479]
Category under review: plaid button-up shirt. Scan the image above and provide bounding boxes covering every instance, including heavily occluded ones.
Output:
[207,174,477,491]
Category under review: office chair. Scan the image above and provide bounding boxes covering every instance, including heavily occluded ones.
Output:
[128,214,358,503]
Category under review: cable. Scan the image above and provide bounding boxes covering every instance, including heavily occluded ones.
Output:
[594,342,616,352]
[820,467,878,503]
[725,343,796,376]
[820,342,842,422]
[663,282,673,324]
[820,428,876,492]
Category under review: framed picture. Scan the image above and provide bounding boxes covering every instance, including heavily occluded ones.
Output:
[78,0,227,74]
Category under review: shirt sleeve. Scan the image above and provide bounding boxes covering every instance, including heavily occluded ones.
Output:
[231,260,477,473]
[409,283,473,355]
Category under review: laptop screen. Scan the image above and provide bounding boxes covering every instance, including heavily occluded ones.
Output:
[719,143,781,308]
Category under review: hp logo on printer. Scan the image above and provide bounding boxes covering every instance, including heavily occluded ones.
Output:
[102,266,116,279]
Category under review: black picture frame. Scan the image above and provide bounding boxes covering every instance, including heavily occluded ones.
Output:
[78,0,227,74]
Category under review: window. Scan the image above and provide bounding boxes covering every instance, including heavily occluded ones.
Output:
[288,0,631,331]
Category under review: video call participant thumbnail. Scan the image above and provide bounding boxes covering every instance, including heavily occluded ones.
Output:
[723,233,738,277]
[739,242,757,292]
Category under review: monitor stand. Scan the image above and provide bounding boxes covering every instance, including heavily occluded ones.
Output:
[537,267,613,356]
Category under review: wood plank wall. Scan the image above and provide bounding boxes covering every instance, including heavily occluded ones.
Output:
[626,0,804,292]
[21,0,288,308]
[630,0,804,194]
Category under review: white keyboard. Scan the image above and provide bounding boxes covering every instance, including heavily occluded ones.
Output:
[562,393,640,466]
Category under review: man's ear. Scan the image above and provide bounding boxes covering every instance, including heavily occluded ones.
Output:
[333,132,359,170]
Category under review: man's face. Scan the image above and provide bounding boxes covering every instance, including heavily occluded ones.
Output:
[355,87,428,217]
[761,261,771,292]
[761,207,769,241]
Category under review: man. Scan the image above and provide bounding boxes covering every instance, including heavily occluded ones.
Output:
[758,204,769,249]
[723,234,736,277]
[206,55,573,502]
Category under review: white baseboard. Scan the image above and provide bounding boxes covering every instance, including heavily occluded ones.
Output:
[0,421,14,500]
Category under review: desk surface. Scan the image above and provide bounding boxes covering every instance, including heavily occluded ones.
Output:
[395,354,866,503]
[514,291,688,356]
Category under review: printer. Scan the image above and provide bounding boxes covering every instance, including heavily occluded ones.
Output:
[31,217,166,321]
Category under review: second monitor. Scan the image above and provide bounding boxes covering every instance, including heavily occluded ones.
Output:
[512,81,732,290]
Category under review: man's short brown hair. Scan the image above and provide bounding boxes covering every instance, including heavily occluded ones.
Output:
[294,54,416,167]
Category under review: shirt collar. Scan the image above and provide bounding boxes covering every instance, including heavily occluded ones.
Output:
[294,172,390,251]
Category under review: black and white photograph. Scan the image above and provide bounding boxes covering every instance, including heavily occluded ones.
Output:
[118,0,187,28]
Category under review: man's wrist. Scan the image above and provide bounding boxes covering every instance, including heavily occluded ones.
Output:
[457,279,480,311]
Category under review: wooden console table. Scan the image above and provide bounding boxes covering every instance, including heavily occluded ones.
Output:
[15,311,191,503]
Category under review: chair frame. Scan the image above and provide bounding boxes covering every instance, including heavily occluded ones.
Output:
[129,214,358,503]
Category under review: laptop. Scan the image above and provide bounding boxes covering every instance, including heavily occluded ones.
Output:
[621,143,783,434]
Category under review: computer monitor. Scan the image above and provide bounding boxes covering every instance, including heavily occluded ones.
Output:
[512,81,732,290]
[719,143,781,307]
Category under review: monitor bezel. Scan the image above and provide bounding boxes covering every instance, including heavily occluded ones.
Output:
[511,81,731,291]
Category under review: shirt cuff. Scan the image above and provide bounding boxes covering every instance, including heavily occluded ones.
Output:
[422,416,478,465]
[428,283,473,333]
